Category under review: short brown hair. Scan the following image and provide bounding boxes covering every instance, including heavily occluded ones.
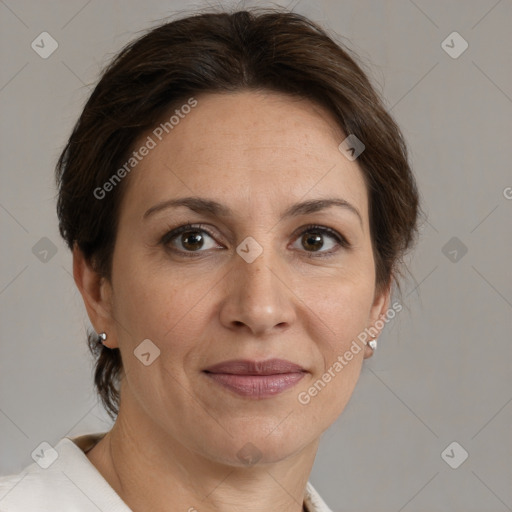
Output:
[56,7,421,420]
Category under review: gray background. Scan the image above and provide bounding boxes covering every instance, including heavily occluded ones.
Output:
[1,0,511,511]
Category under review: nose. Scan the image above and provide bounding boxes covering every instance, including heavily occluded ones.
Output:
[219,245,296,337]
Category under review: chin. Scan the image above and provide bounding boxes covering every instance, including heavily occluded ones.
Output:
[198,418,318,467]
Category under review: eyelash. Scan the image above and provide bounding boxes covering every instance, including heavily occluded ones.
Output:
[159,223,350,258]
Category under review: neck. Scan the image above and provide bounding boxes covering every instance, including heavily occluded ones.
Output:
[87,396,319,512]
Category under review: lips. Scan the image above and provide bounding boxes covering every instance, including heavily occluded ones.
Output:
[204,358,305,375]
[203,359,306,398]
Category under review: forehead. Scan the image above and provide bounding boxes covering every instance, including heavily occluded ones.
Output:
[120,90,369,224]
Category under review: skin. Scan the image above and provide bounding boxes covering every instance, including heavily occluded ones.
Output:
[74,90,391,512]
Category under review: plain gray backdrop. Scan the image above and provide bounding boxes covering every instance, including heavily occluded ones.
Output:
[1,1,511,511]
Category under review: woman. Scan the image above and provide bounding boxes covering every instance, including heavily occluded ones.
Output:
[0,7,419,511]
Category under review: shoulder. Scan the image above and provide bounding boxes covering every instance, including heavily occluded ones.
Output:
[0,465,75,511]
[1,436,332,512]
[305,481,334,512]
[0,434,130,512]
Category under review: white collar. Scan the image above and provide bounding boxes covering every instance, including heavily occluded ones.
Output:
[70,432,333,512]
[0,432,332,512]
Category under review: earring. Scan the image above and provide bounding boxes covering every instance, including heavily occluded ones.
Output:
[98,332,107,345]
[368,337,378,350]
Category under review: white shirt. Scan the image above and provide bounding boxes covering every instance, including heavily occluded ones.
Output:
[0,432,333,512]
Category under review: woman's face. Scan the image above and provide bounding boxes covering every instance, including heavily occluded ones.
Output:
[102,90,389,465]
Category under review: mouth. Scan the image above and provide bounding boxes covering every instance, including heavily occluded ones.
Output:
[203,359,307,399]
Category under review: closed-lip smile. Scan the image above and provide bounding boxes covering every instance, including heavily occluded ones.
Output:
[203,358,306,398]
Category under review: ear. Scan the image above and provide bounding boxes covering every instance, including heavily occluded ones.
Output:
[363,281,392,359]
[72,244,119,349]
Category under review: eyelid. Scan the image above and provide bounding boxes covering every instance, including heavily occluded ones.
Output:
[160,222,218,246]
[160,222,350,256]
[289,223,351,258]
[293,224,350,247]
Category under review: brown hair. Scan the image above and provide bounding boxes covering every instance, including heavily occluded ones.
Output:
[56,7,421,420]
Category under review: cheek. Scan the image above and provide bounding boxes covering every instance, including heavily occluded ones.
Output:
[310,268,375,341]
[110,248,169,339]
[110,248,213,359]
[300,277,374,411]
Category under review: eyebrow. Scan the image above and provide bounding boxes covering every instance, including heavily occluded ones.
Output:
[143,196,363,227]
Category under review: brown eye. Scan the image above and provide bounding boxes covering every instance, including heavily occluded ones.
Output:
[301,232,324,252]
[292,225,349,257]
[180,231,205,251]
[161,223,221,256]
